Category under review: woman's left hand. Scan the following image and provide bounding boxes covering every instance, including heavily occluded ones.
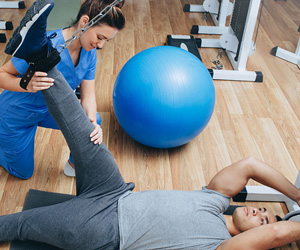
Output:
[90,119,103,145]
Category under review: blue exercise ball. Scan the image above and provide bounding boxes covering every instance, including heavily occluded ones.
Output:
[113,46,215,148]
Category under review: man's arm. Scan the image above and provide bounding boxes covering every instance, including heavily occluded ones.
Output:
[207,157,300,205]
[216,220,300,250]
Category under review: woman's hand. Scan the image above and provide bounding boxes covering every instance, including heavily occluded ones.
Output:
[26,71,54,92]
[90,119,103,145]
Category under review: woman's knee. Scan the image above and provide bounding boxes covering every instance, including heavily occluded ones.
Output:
[6,163,34,179]
[1,149,34,179]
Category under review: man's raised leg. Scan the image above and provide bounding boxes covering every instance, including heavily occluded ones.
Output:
[41,67,132,196]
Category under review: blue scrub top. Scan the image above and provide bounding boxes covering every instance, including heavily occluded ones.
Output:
[0,28,97,111]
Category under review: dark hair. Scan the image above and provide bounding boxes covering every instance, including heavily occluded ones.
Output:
[72,0,125,30]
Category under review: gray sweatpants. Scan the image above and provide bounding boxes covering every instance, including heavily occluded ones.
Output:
[0,67,134,250]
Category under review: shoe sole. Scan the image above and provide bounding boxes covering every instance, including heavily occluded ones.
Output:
[4,0,53,56]
[64,161,76,177]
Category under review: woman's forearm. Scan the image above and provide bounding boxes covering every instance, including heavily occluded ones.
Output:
[0,61,26,92]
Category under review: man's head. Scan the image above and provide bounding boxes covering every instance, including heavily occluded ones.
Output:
[232,206,279,233]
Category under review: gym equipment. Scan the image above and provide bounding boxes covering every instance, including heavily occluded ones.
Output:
[170,0,263,82]
[270,26,300,69]
[166,35,202,61]
[0,21,13,30]
[0,33,6,43]
[0,1,20,43]
[0,20,13,43]
[0,1,25,9]
[233,169,300,222]
[113,46,215,149]
[184,0,233,35]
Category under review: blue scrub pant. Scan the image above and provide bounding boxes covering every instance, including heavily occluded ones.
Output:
[0,94,101,179]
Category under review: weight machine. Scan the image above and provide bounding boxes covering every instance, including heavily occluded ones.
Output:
[167,0,263,82]
[184,0,233,35]
[0,20,13,30]
[0,33,5,43]
[270,26,300,69]
[0,1,25,43]
[0,1,25,9]
[0,20,13,43]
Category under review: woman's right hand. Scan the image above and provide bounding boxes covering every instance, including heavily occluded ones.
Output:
[26,71,55,93]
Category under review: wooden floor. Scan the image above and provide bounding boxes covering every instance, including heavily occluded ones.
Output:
[0,0,300,249]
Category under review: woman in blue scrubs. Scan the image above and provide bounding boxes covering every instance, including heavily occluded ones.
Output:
[0,0,125,179]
